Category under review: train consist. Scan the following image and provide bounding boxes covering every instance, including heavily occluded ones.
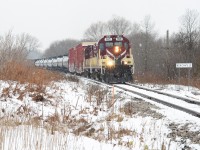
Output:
[35,35,134,83]
[35,55,69,72]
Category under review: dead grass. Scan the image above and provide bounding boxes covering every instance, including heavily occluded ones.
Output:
[120,101,163,119]
[85,84,108,106]
[2,87,10,98]
[0,61,64,86]
[117,128,133,138]
[26,116,42,127]
[32,94,45,102]
[106,113,124,122]
[134,72,200,89]
[0,117,23,127]
[1,81,47,103]
[73,118,91,136]
[0,61,66,103]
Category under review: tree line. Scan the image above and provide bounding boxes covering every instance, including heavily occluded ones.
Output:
[0,31,40,67]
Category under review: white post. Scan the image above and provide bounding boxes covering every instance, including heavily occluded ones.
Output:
[188,68,191,91]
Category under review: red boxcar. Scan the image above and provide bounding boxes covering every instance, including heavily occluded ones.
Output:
[68,42,96,74]
[75,43,85,73]
[68,47,75,72]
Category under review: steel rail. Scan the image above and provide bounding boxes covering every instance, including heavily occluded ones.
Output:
[125,82,200,105]
[114,84,200,118]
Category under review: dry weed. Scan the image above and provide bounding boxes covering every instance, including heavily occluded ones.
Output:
[65,75,79,83]
[0,117,22,127]
[117,128,133,138]
[32,94,44,102]
[0,61,64,85]
[135,72,200,89]
[2,87,10,99]
[45,112,60,124]
[106,113,124,122]
[26,116,42,127]
[121,101,163,119]
[85,84,108,106]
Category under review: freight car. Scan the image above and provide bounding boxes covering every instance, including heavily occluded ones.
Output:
[34,55,68,72]
[68,35,134,83]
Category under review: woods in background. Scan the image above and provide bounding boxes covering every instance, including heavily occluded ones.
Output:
[1,9,199,81]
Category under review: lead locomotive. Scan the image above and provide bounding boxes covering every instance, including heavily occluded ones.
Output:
[69,35,134,83]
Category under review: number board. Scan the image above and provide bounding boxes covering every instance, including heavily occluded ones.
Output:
[176,63,192,68]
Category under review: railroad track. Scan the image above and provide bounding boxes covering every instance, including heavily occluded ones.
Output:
[77,75,200,118]
[114,83,200,118]
[125,82,200,105]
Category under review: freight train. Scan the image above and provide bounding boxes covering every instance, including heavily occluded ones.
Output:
[35,35,134,83]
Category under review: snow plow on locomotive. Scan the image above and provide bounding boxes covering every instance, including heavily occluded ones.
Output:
[68,35,134,83]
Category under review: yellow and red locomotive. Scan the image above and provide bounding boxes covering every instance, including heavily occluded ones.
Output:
[68,35,134,83]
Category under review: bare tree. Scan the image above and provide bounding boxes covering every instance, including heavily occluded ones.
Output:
[141,15,156,72]
[172,9,200,76]
[15,33,40,60]
[0,31,40,66]
[180,9,199,62]
[84,21,107,41]
[43,39,79,57]
[107,16,132,35]
[128,23,144,73]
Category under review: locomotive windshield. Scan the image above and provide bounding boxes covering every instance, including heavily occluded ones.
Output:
[105,42,122,47]
[114,42,122,47]
[105,42,113,47]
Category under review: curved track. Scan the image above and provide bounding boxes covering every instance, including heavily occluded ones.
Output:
[114,83,200,118]
[76,75,200,118]
[125,82,200,105]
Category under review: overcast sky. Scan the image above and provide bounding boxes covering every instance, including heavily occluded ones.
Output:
[0,0,199,51]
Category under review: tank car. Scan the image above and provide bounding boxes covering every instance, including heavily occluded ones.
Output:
[34,55,68,72]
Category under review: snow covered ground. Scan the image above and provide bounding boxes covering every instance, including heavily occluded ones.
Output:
[0,76,200,150]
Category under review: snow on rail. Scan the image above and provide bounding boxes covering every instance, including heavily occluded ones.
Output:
[114,84,200,117]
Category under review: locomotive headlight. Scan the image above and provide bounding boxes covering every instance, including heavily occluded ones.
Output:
[114,46,120,53]
[124,61,128,65]
[107,61,114,66]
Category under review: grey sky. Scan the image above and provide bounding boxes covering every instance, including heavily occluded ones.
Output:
[0,0,199,51]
